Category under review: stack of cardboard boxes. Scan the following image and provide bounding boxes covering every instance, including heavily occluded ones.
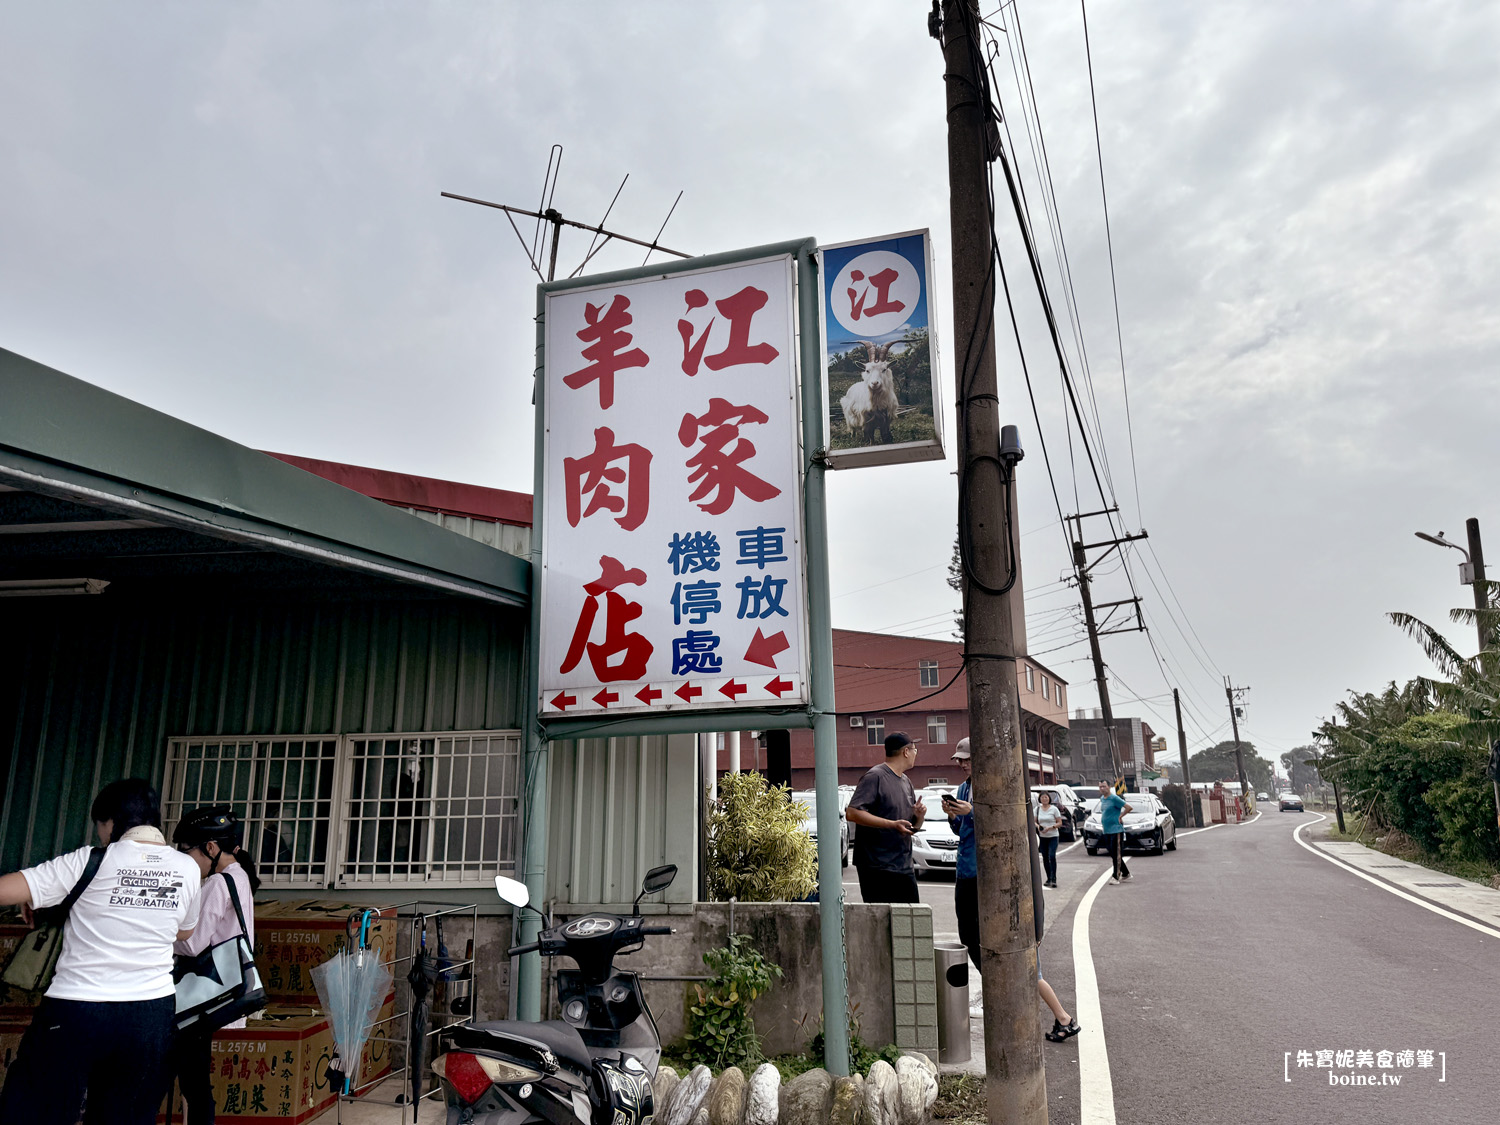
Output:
[0,904,400,1125]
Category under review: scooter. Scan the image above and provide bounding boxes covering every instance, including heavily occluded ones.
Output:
[429,864,678,1124]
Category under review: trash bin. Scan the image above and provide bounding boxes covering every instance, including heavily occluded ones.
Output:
[933,942,971,1063]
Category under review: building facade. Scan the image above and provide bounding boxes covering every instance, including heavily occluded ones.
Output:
[1064,711,1157,789]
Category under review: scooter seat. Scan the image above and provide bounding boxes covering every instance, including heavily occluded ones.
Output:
[455,1019,594,1074]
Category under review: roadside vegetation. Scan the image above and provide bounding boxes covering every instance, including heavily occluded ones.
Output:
[1308,591,1500,881]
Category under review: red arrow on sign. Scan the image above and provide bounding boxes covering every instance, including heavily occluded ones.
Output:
[674,683,703,702]
[635,685,663,705]
[744,628,791,669]
[592,689,619,708]
[720,680,748,700]
[764,676,794,698]
[550,692,577,711]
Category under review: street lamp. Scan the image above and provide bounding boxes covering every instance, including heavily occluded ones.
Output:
[1414,531,1477,586]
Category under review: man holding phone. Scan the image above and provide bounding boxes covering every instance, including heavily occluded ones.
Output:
[942,739,979,966]
[846,733,926,904]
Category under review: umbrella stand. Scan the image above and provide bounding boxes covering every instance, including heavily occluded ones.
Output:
[325,900,480,1125]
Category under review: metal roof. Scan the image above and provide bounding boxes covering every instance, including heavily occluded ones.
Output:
[0,346,529,606]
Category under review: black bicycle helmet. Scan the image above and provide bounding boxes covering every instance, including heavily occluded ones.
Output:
[172,805,243,851]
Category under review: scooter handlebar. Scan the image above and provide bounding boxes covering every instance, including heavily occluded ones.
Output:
[640,926,673,936]
[508,941,541,956]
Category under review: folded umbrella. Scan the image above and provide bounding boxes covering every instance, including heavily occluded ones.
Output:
[406,914,439,1122]
[312,911,394,1096]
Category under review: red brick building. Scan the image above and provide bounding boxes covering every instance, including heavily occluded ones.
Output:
[725,629,1070,790]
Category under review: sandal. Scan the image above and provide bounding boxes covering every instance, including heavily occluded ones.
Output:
[1045,1019,1081,1042]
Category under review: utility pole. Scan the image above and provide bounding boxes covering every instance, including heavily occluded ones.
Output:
[1224,678,1251,798]
[1068,509,1148,785]
[1173,688,1194,827]
[941,2,1046,1120]
[1465,519,1500,841]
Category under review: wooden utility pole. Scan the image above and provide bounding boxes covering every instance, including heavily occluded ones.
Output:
[1173,688,1194,827]
[1074,535,1121,779]
[941,2,1046,1119]
[1224,678,1251,797]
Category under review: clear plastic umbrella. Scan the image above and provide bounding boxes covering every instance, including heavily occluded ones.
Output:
[312,915,393,1096]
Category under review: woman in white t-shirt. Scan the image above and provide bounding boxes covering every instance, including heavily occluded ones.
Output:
[1035,791,1064,888]
[0,778,201,1125]
[167,806,261,1125]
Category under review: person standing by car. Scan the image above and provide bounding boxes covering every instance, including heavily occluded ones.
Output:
[1098,780,1132,884]
[1035,791,1063,888]
[942,739,977,964]
[0,779,201,1125]
[169,806,263,1125]
[846,733,926,904]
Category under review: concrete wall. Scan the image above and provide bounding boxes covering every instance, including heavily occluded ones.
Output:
[541,902,898,1058]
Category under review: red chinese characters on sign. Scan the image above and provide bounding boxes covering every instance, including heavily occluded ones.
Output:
[563,427,652,531]
[846,267,905,321]
[677,286,781,375]
[564,294,649,409]
[560,555,654,682]
[678,398,783,515]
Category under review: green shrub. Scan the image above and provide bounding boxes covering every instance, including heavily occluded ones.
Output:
[1423,770,1500,864]
[682,934,782,1071]
[706,772,817,902]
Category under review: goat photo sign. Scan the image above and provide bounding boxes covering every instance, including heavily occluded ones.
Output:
[537,250,811,720]
[819,229,946,469]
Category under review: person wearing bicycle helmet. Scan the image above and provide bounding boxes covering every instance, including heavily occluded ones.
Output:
[168,806,262,1125]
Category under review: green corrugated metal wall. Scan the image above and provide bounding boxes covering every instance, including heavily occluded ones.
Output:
[0,593,527,871]
[546,734,699,908]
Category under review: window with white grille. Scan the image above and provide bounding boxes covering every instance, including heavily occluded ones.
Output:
[927,715,947,744]
[162,730,521,890]
[918,660,939,688]
[866,717,886,746]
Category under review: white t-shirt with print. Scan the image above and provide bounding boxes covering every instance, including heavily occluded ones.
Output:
[22,840,203,1002]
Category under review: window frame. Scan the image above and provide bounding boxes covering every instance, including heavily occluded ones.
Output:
[1025,665,1035,692]
[161,729,523,890]
[1042,675,1050,700]
[927,715,948,745]
[918,660,940,688]
[866,717,886,746]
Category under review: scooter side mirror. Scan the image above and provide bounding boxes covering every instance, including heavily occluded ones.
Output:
[495,875,530,909]
[641,864,677,896]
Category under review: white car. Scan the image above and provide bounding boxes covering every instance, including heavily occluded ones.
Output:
[792,790,849,867]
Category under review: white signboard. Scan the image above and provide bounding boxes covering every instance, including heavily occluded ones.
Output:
[820,230,945,469]
[539,254,810,719]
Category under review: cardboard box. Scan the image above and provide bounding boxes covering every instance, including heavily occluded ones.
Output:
[251,901,399,1005]
[158,996,396,1124]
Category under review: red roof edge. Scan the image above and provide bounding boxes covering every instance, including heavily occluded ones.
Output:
[265,452,533,527]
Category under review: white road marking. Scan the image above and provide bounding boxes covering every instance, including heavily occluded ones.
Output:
[1174,824,1223,837]
[1071,863,1118,1125]
[1060,839,1082,856]
[1237,810,1262,825]
[1293,815,1500,940]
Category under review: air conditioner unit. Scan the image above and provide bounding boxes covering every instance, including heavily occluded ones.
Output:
[849,716,864,728]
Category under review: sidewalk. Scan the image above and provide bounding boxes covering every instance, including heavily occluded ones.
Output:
[1306,830,1500,932]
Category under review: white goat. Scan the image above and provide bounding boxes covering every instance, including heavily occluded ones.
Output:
[839,341,899,444]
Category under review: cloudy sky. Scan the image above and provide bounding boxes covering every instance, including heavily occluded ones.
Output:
[5,1,1499,769]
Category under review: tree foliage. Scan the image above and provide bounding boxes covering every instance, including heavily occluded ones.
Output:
[1187,740,1273,791]
[1280,745,1323,793]
[705,772,818,902]
[682,933,783,1071]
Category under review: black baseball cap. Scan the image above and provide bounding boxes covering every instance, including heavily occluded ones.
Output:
[884,732,917,756]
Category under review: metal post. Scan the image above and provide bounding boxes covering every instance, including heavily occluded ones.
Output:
[1173,688,1194,827]
[797,244,851,1077]
[517,290,552,1021]
[727,729,741,774]
[943,2,1046,1118]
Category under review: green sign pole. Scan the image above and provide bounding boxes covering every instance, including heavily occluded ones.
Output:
[797,243,852,1076]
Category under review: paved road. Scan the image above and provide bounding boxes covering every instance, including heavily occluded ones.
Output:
[852,811,1500,1124]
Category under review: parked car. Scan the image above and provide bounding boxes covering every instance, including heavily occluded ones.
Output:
[1030,783,1088,842]
[911,807,961,878]
[1082,792,1177,856]
[792,790,849,866]
[1278,792,1305,812]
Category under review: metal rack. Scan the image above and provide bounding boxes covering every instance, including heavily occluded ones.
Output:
[334,900,480,1123]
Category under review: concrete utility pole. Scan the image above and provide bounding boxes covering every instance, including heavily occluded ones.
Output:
[941,1,1047,1120]
[1173,688,1194,827]
[1074,535,1122,779]
[1224,678,1251,797]
[1464,519,1500,841]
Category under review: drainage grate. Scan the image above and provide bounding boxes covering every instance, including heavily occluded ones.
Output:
[1413,882,1465,888]
[1370,864,1408,868]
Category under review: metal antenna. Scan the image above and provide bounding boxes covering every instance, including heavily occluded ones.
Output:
[641,191,684,267]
